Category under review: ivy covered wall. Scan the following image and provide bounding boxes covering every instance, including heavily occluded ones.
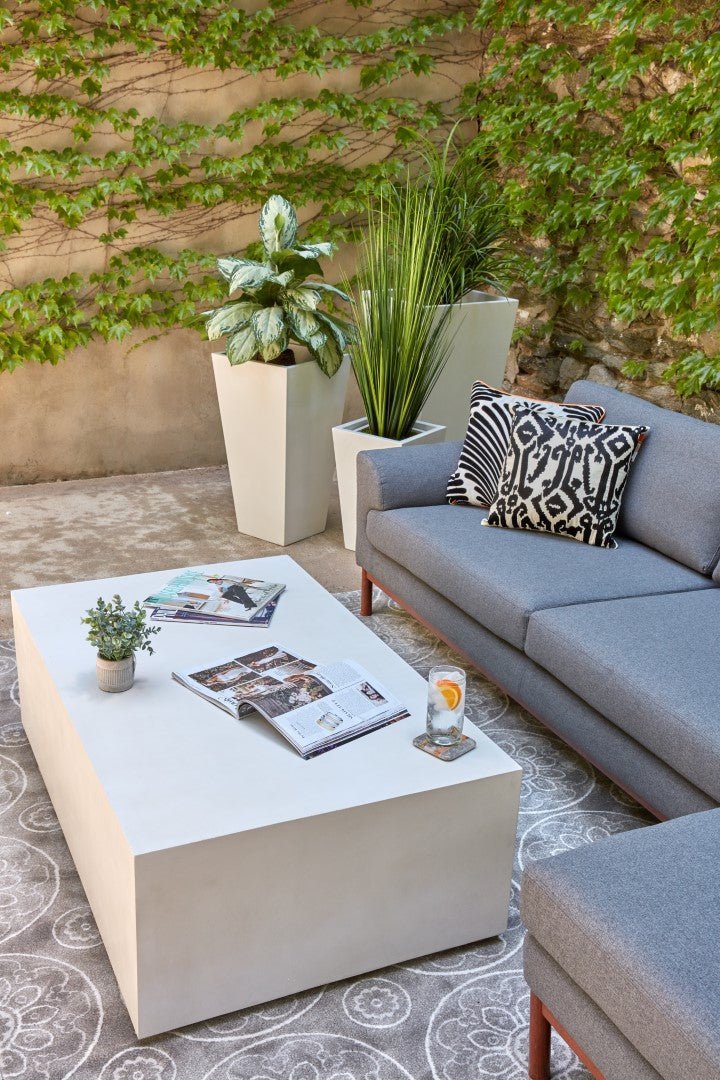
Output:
[1,1,718,481]
[466,0,719,419]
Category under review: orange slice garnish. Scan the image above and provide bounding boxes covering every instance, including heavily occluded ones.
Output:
[436,679,462,710]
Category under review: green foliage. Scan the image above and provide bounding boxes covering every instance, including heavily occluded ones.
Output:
[82,594,161,661]
[205,196,352,376]
[0,1,463,372]
[466,0,720,394]
[411,127,514,305]
[348,174,455,440]
[2,0,718,398]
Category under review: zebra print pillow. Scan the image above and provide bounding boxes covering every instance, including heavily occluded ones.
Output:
[446,382,605,508]
[484,407,649,548]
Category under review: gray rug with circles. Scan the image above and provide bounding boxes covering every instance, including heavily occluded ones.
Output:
[0,591,652,1080]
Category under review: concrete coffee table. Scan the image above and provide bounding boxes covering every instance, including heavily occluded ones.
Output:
[11,555,521,1036]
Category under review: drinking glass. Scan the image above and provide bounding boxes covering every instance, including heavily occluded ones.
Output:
[426,666,466,746]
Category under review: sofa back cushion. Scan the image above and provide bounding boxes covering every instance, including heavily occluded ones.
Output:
[567,381,720,574]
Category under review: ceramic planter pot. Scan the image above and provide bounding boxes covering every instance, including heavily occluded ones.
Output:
[97,654,135,693]
[419,290,519,440]
[212,349,350,546]
[332,418,446,551]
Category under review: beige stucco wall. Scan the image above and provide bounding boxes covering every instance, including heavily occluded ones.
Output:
[0,2,471,484]
[0,329,365,485]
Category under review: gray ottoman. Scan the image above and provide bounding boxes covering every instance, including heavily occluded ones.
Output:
[521,809,720,1079]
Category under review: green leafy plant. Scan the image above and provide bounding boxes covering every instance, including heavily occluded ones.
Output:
[347,174,455,441]
[412,127,514,305]
[82,595,161,662]
[205,195,353,376]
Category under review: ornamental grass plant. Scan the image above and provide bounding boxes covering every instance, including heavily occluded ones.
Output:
[347,175,456,441]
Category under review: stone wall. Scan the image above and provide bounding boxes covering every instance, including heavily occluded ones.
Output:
[505,288,720,423]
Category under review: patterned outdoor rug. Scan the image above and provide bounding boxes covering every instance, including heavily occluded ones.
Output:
[0,592,653,1080]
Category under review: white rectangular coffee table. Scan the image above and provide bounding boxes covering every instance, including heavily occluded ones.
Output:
[12,555,521,1037]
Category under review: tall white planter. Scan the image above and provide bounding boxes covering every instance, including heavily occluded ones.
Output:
[420,290,519,440]
[333,419,446,551]
[213,350,349,546]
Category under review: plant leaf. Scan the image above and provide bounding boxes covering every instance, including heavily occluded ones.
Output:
[273,249,323,282]
[228,261,275,293]
[296,242,335,258]
[258,328,289,362]
[252,306,285,350]
[205,301,260,341]
[258,195,298,256]
[309,334,343,377]
[285,286,321,310]
[287,304,322,342]
[315,310,348,352]
[311,281,351,303]
[226,325,258,365]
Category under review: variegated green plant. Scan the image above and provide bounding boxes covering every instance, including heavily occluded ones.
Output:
[205,195,352,376]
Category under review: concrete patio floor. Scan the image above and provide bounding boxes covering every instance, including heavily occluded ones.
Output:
[0,466,358,639]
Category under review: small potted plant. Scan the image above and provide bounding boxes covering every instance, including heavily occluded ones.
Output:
[83,595,161,693]
[205,194,353,546]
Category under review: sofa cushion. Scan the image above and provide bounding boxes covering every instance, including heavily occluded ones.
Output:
[365,503,713,650]
[526,588,720,800]
[524,936,663,1080]
[567,380,720,574]
[521,809,720,1080]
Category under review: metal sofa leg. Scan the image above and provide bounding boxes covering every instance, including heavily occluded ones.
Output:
[529,992,551,1079]
[360,569,373,616]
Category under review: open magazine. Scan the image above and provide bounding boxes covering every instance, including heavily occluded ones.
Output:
[173,644,409,758]
[144,571,284,626]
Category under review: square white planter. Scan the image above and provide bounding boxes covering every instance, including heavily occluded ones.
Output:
[333,418,446,550]
[420,290,519,440]
[213,351,349,546]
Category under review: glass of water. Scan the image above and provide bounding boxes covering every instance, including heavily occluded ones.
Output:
[426,666,466,746]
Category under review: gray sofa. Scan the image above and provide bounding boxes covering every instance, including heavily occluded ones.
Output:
[355,380,720,1079]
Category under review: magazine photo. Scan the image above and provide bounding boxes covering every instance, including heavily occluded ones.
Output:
[174,644,408,758]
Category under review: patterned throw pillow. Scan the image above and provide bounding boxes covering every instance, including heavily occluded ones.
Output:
[484,408,649,548]
[446,382,605,508]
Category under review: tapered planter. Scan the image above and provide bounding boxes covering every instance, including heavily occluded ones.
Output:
[420,291,519,440]
[333,419,446,551]
[213,350,350,546]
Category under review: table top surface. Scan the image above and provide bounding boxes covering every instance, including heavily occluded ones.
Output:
[12,555,520,854]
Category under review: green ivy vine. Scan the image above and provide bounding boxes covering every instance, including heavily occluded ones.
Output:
[0,0,466,369]
[1,0,718,396]
[466,0,720,395]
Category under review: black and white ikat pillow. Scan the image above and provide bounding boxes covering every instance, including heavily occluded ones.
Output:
[446,382,605,508]
[484,407,649,548]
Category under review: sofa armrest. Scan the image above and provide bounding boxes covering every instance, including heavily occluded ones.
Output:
[356,440,462,515]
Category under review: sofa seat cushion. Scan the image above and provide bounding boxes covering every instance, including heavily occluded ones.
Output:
[568,380,720,574]
[526,589,720,800]
[521,809,720,1080]
[365,504,713,650]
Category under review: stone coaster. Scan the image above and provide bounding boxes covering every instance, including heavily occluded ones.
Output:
[413,732,477,761]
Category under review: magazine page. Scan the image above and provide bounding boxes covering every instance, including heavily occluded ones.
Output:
[174,646,408,757]
[173,645,310,717]
[260,660,407,757]
[144,571,284,622]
